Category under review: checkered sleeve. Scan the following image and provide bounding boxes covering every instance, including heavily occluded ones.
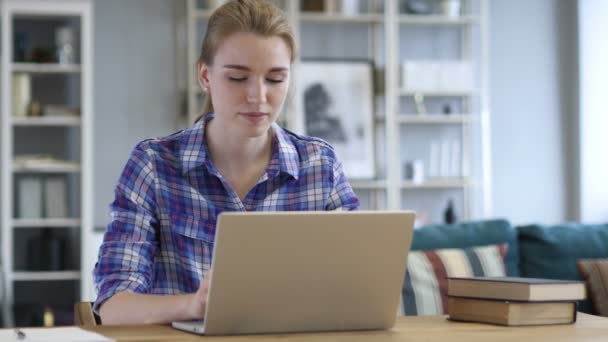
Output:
[325,158,360,211]
[93,142,160,313]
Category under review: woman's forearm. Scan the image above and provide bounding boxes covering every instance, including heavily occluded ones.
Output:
[99,291,203,325]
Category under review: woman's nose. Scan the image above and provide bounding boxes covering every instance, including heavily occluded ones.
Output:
[247,79,267,104]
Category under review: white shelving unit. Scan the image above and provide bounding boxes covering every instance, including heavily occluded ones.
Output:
[1,0,93,327]
[183,0,489,221]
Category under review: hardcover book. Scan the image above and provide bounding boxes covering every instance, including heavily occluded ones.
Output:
[447,277,586,302]
[448,296,577,326]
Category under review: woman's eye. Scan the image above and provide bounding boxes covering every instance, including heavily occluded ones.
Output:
[266,78,284,84]
[228,76,246,82]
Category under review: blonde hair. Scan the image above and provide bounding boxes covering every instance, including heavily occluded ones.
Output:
[196,0,297,122]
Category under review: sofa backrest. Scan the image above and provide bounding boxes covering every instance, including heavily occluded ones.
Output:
[517,222,608,313]
[412,219,519,276]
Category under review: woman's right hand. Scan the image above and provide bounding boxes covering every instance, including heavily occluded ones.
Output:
[189,268,213,319]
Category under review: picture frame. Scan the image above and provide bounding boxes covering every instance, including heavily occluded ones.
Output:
[297,59,375,179]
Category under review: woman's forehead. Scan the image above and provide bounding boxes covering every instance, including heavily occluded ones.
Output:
[214,31,291,69]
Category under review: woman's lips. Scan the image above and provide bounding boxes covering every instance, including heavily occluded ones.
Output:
[239,112,268,124]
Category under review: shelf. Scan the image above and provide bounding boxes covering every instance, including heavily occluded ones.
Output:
[300,13,384,23]
[398,15,478,25]
[12,116,81,126]
[13,160,81,173]
[401,178,470,189]
[397,114,472,124]
[350,180,387,190]
[399,89,476,97]
[13,271,81,281]
[12,218,81,228]
[12,63,81,74]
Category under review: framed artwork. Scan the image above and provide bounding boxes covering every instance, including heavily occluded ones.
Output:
[297,59,375,179]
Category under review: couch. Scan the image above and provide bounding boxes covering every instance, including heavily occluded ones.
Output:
[402,219,608,316]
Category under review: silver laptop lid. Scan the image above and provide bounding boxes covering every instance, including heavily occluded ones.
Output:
[202,210,415,335]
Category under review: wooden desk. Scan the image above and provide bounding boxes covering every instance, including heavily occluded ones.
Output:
[83,313,608,342]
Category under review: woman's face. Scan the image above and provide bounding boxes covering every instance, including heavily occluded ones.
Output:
[199,32,291,138]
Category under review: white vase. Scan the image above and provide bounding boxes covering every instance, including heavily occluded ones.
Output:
[341,0,360,15]
[440,0,461,17]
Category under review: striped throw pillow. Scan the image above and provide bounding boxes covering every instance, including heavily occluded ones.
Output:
[577,259,608,316]
[401,243,508,316]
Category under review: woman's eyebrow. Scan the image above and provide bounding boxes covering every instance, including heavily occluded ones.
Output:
[223,64,288,72]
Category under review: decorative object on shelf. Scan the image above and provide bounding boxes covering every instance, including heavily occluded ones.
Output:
[26,228,65,271]
[429,141,439,178]
[368,0,384,13]
[429,140,461,178]
[450,140,461,177]
[403,61,472,92]
[11,73,32,117]
[340,0,360,15]
[43,306,55,327]
[28,101,43,116]
[442,103,452,115]
[30,47,54,63]
[14,31,29,62]
[301,0,324,12]
[325,0,339,13]
[401,0,433,15]
[438,61,473,91]
[402,61,439,91]
[298,59,375,179]
[44,177,68,218]
[17,177,43,219]
[404,160,425,184]
[55,26,75,64]
[440,0,462,17]
[443,198,457,224]
[440,140,450,177]
[413,93,427,115]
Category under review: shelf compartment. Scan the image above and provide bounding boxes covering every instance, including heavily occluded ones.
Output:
[350,179,387,190]
[13,160,81,173]
[396,114,472,124]
[401,178,469,189]
[399,89,476,97]
[12,63,81,74]
[12,116,81,126]
[300,13,384,23]
[13,271,81,281]
[398,15,479,25]
[12,218,81,228]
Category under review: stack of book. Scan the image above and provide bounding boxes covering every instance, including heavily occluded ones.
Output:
[447,277,586,326]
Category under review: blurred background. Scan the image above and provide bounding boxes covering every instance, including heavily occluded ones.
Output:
[0,0,605,328]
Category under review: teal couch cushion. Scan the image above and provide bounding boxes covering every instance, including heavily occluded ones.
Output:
[412,219,519,276]
[518,223,608,313]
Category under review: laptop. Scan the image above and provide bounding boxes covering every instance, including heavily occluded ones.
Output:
[172,210,415,335]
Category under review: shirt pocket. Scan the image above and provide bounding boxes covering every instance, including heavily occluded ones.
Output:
[160,214,216,291]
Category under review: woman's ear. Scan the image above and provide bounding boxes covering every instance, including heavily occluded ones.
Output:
[197,62,211,92]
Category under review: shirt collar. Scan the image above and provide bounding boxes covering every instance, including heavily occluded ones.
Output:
[180,114,299,180]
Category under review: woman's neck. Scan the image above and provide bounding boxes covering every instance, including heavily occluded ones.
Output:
[205,120,272,176]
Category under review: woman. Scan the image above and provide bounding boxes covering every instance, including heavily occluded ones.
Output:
[94,0,359,325]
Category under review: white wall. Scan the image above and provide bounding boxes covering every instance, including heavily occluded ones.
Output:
[578,0,608,223]
[93,0,180,228]
[489,0,577,225]
[83,0,181,299]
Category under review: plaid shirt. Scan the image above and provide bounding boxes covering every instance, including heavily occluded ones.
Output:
[93,114,359,312]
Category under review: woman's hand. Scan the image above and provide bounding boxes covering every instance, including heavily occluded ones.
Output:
[189,268,213,319]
